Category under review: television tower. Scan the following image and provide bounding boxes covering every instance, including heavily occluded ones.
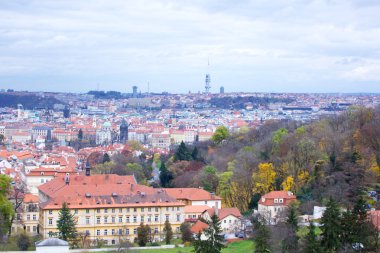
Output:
[205,58,211,94]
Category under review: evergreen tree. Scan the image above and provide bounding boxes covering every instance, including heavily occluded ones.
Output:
[191,146,199,161]
[16,232,31,251]
[174,141,192,161]
[159,161,173,187]
[163,220,173,245]
[57,202,77,244]
[254,220,271,253]
[320,198,342,253]
[103,153,111,163]
[303,222,322,253]
[282,202,299,253]
[137,222,149,246]
[193,214,225,253]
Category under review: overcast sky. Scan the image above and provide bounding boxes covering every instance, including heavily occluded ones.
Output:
[0,0,380,93]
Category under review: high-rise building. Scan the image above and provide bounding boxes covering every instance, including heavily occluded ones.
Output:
[220,86,224,94]
[119,119,129,144]
[132,86,138,98]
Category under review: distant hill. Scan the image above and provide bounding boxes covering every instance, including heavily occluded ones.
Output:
[0,93,65,109]
[208,96,294,109]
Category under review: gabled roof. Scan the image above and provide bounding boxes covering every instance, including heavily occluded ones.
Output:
[259,191,296,206]
[190,220,209,234]
[184,205,209,213]
[204,207,242,220]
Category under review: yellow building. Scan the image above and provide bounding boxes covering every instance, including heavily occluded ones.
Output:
[38,174,185,245]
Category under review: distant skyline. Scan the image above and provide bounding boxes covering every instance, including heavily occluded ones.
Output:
[1,0,380,93]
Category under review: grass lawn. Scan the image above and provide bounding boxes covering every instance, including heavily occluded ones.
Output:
[102,240,254,253]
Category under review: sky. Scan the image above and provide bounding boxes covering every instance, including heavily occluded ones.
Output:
[0,0,380,93]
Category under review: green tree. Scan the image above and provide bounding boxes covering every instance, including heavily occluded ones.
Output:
[174,141,192,161]
[320,198,342,253]
[303,222,322,253]
[0,174,14,239]
[282,201,299,253]
[78,128,83,141]
[193,214,225,253]
[103,153,111,163]
[254,219,271,253]
[212,126,229,144]
[191,146,199,161]
[199,166,219,192]
[163,220,173,245]
[180,222,193,243]
[57,202,78,245]
[16,232,31,251]
[137,222,149,246]
[159,161,173,187]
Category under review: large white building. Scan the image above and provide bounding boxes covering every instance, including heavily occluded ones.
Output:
[257,191,296,224]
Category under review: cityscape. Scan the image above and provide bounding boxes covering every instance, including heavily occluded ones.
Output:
[1,1,380,253]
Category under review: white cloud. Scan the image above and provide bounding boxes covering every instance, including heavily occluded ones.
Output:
[0,0,379,92]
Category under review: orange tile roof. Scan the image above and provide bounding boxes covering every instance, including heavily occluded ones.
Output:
[205,207,242,220]
[190,220,209,234]
[259,191,296,206]
[24,193,39,203]
[165,188,222,201]
[184,205,210,213]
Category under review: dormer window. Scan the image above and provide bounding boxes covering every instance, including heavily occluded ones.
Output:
[279,199,284,203]
[274,199,278,203]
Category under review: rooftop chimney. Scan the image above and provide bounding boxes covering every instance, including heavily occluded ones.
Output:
[64,174,70,185]
[85,160,91,176]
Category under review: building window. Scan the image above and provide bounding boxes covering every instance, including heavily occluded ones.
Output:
[119,216,123,223]
[97,217,101,224]
[85,230,90,235]
[112,240,115,245]
[148,207,151,212]
[166,207,169,211]
[33,214,36,220]
[112,229,115,235]
[112,216,115,223]
[126,216,130,223]
[176,214,180,222]
[74,209,78,214]
[205,201,208,205]
[133,228,137,235]
[279,199,284,203]
[48,218,53,225]
[141,207,144,212]
[97,209,100,213]
[177,207,180,211]
[134,208,137,212]
[133,216,137,223]
[27,215,30,221]
[112,208,115,213]
[166,215,169,221]
[97,230,100,236]
[274,199,278,203]
[155,207,158,212]
[154,228,158,234]
[155,215,159,222]
[126,229,129,235]
[33,226,37,232]
[86,217,90,224]
[119,208,122,213]
[104,217,108,223]
[104,208,108,213]
[104,229,108,235]
[49,210,53,215]
[148,216,152,222]
[119,229,123,235]
[86,209,90,214]
[176,227,180,232]
[141,216,144,222]
[126,208,130,212]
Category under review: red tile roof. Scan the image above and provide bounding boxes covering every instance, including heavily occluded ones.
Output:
[205,207,242,220]
[165,188,222,201]
[191,220,209,234]
[259,191,296,206]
